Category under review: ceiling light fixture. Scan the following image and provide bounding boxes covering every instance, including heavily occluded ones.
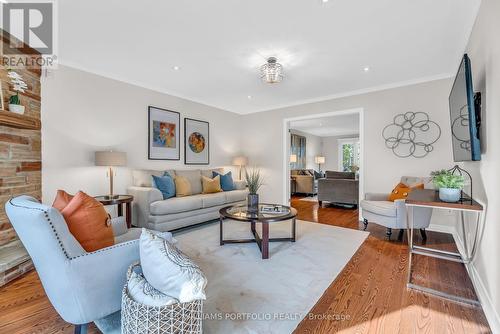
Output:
[260,57,283,84]
[363,66,370,72]
[173,66,180,71]
[322,0,329,2]
[247,95,252,99]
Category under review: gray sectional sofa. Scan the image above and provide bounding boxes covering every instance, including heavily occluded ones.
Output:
[127,168,248,231]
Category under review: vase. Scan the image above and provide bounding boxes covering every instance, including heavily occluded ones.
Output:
[9,104,25,114]
[247,193,259,213]
[439,188,461,203]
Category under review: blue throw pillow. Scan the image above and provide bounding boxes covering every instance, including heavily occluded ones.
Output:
[152,174,176,199]
[213,171,235,191]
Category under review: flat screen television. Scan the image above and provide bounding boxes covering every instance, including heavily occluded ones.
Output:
[449,54,481,161]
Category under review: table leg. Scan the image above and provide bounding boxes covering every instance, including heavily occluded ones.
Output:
[291,218,296,242]
[117,203,123,217]
[251,221,256,235]
[262,222,269,259]
[219,216,224,246]
[406,205,414,285]
[125,202,131,229]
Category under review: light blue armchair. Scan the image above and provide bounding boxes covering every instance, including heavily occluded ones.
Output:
[4,195,164,334]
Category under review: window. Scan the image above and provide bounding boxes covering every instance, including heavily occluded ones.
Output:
[290,133,306,169]
[338,138,360,172]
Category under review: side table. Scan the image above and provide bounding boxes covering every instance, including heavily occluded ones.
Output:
[95,195,134,228]
[406,189,483,306]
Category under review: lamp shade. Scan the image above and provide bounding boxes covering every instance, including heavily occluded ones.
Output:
[232,156,248,166]
[290,154,297,163]
[95,151,127,166]
[315,156,325,164]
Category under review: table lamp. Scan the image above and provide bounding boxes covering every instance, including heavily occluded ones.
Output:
[315,156,325,173]
[95,150,127,199]
[232,156,248,180]
[290,154,297,163]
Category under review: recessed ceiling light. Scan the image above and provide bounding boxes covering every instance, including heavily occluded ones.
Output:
[247,95,252,99]
[322,0,329,3]
[363,66,370,72]
[173,66,180,71]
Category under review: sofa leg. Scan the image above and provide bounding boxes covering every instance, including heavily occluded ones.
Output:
[397,229,404,241]
[74,324,88,334]
[362,219,368,231]
[420,229,427,241]
[386,228,392,240]
[318,200,322,207]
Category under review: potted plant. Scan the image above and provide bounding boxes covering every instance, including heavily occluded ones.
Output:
[7,70,28,114]
[431,169,465,202]
[245,167,264,213]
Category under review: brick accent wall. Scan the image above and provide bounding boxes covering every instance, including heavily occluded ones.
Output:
[0,30,42,285]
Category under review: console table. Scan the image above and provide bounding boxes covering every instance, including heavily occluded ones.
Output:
[95,195,134,228]
[406,189,483,306]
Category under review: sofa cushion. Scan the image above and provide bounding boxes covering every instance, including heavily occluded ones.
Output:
[225,189,248,203]
[326,171,355,179]
[152,174,176,199]
[175,170,202,195]
[133,170,164,187]
[150,195,203,215]
[201,175,222,194]
[200,192,226,208]
[213,171,235,191]
[201,168,224,178]
[360,200,397,217]
[174,176,192,197]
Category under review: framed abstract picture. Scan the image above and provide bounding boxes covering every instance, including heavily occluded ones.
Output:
[148,106,180,160]
[184,118,209,165]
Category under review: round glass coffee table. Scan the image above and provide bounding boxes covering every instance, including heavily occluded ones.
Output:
[219,203,297,259]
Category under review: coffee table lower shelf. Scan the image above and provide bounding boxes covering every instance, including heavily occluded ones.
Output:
[219,218,296,259]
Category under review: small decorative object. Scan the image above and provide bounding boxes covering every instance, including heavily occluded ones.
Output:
[184,118,209,165]
[261,57,283,83]
[232,156,248,180]
[314,156,325,173]
[245,167,264,214]
[431,169,465,202]
[382,112,441,158]
[95,150,127,199]
[7,71,28,114]
[148,106,180,160]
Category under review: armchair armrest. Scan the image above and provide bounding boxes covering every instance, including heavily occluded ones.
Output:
[68,240,139,324]
[364,192,389,201]
[127,186,163,228]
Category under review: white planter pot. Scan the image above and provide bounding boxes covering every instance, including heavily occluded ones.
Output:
[9,104,25,114]
[439,188,461,202]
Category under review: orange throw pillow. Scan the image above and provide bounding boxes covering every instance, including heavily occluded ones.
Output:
[388,182,424,201]
[52,190,114,252]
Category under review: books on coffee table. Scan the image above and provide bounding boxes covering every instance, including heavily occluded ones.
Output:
[260,205,289,214]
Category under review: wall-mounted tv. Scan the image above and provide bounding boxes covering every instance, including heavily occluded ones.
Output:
[449,54,481,161]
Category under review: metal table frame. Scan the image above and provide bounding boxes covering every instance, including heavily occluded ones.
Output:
[406,203,482,306]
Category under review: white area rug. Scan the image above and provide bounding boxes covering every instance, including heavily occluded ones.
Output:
[174,219,368,334]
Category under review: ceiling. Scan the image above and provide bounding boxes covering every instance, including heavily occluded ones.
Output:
[58,0,480,114]
[290,113,359,137]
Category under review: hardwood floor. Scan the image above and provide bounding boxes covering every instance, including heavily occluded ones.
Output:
[0,196,491,334]
[291,196,491,334]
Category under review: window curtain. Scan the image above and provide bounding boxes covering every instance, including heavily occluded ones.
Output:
[290,134,306,169]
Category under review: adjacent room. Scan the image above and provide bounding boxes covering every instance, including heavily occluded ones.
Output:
[0,0,499,333]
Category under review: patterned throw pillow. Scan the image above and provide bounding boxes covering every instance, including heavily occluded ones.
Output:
[140,229,207,303]
[127,271,178,307]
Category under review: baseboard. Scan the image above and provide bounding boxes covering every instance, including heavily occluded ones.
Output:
[450,230,500,333]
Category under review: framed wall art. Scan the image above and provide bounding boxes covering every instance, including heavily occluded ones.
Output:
[148,106,180,160]
[184,118,209,165]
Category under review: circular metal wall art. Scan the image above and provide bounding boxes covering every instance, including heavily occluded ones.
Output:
[382,112,441,158]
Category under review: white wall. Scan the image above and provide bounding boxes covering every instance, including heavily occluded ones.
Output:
[289,129,322,170]
[41,66,242,203]
[459,0,500,329]
[240,78,455,204]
